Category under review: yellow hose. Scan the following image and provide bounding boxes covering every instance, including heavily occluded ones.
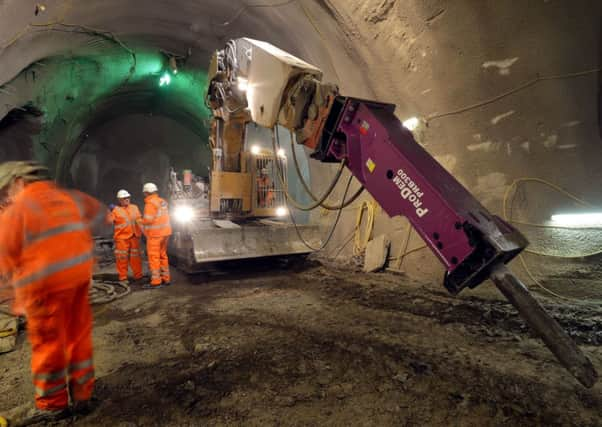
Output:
[353,201,377,256]
[0,328,16,338]
[517,255,587,303]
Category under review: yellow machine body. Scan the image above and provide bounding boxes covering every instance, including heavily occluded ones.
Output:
[210,171,252,214]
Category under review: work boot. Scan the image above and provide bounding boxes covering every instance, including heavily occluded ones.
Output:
[142,283,164,290]
[71,398,99,416]
[118,279,129,287]
[3,403,69,427]
[130,276,146,286]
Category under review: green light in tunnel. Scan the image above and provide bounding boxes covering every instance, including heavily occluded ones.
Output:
[159,72,171,87]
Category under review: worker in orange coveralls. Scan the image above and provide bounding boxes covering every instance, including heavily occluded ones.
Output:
[0,161,105,426]
[0,189,11,307]
[140,182,172,288]
[257,168,274,208]
[107,189,143,285]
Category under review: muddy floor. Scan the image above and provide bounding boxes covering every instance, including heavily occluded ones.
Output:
[1,258,601,426]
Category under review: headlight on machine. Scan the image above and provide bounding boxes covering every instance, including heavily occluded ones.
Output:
[174,205,195,223]
[276,206,288,217]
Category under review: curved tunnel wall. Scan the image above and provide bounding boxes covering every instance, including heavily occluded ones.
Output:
[1,0,601,285]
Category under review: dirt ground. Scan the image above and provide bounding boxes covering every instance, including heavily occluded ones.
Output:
[1,258,601,426]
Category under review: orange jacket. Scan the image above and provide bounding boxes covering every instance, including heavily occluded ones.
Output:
[0,181,104,310]
[141,194,172,237]
[108,204,142,240]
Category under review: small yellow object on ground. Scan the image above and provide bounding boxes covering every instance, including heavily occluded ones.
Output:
[0,314,17,354]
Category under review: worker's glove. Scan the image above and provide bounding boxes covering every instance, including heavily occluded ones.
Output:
[109,204,116,211]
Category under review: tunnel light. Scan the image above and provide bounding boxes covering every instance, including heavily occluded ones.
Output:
[276,206,288,217]
[277,148,286,158]
[550,213,602,227]
[402,116,420,131]
[159,72,171,87]
[250,145,261,155]
[169,57,178,75]
[174,205,195,223]
[237,77,249,92]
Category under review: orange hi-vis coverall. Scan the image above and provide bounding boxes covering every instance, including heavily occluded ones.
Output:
[141,194,172,286]
[108,205,143,281]
[257,175,274,208]
[0,181,103,410]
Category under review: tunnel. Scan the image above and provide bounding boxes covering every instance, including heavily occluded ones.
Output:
[1,1,602,425]
[1,0,601,279]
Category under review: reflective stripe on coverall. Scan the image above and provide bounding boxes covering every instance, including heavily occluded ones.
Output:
[0,181,102,410]
[141,194,172,285]
[109,205,143,281]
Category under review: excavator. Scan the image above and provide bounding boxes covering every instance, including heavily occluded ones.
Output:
[166,106,321,272]
[195,37,597,388]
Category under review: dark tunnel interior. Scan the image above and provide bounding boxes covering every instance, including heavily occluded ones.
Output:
[70,113,212,204]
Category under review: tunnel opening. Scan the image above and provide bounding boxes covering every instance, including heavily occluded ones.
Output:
[0,105,43,162]
[69,112,212,205]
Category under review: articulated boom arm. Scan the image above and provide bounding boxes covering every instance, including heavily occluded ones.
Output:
[206,38,597,387]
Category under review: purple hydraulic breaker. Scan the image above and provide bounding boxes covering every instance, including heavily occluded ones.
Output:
[309,96,597,388]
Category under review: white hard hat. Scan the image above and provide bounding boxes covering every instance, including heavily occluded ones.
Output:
[116,189,131,199]
[143,182,158,193]
[261,168,268,175]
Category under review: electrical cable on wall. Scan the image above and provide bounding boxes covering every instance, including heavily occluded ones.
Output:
[42,23,137,81]
[215,0,297,27]
[503,177,602,302]
[503,178,602,258]
[1,0,73,50]
[426,68,600,122]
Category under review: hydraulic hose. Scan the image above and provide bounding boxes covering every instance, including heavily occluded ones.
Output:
[287,174,355,252]
[288,130,364,211]
[271,127,364,211]
[269,126,360,251]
